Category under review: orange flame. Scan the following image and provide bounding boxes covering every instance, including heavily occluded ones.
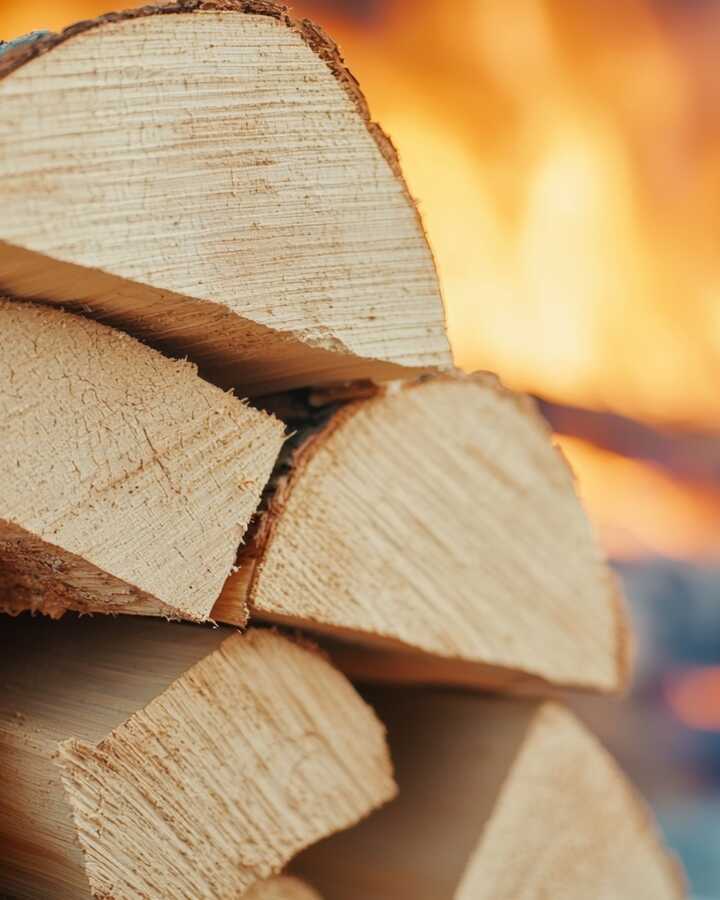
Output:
[297,0,720,427]
[4,0,720,559]
[558,436,720,562]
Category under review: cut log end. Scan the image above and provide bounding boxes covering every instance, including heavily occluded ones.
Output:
[0,299,283,623]
[0,2,451,393]
[0,617,395,899]
[217,373,628,693]
[294,691,685,900]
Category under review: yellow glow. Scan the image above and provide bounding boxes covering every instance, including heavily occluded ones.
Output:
[302,0,720,427]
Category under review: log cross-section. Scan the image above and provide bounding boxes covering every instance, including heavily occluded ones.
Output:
[0,299,284,621]
[0,1,451,394]
[0,617,395,900]
[216,374,629,693]
[294,690,685,900]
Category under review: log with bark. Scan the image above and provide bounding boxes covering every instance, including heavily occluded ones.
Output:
[0,615,394,900]
[215,374,629,693]
[293,689,684,900]
[0,299,283,622]
[0,1,451,394]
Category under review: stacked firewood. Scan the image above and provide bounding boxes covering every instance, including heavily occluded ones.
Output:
[0,3,685,898]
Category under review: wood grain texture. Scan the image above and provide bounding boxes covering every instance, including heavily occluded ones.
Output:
[244,876,322,900]
[0,299,283,622]
[294,690,685,900]
[216,373,629,692]
[0,1,451,394]
[0,616,394,900]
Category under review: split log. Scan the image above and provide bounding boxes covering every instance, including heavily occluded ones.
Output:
[0,300,283,622]
[0,1,451,394]
[215,374,629,693]
[294,690,685,900]
[245,876,322,899]
[0,616,394,900]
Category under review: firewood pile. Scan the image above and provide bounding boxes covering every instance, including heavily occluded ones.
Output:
[0,3,686,898]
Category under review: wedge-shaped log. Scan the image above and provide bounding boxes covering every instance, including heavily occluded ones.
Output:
[0,1,451,394]
[0,300,283,621]
[0,617,394,900]
[294,690,684,900]
[216,374,628,692]
[246,877,322,899]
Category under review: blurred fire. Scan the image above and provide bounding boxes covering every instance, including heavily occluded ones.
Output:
[4,0,720,560]
[298,0,720,425]
[558,437,720,562]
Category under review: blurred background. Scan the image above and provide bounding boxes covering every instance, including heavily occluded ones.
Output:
[3,0,720,895]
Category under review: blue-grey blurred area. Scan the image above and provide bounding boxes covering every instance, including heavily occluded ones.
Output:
[574,562,720,899]
[0,30,49,57]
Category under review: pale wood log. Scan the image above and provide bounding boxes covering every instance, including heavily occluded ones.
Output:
[215,373,629,692]
[0,616,394,900]
[245,876,322,899]
[0,1,451,395]
[294,690,685,900]
[0,299,284,621]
